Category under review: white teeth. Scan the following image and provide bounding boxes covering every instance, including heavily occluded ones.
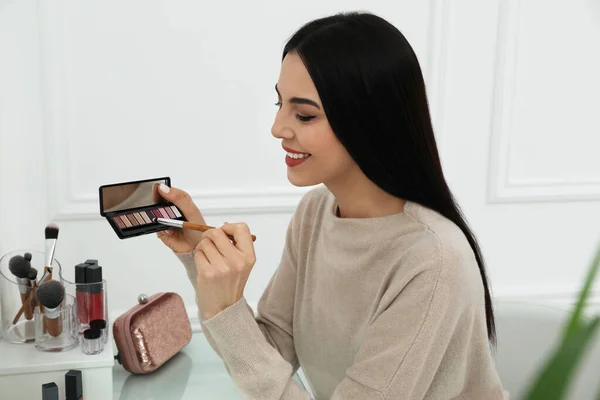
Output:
[286,152,311,159]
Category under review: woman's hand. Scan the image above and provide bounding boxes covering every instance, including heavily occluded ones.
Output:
[194,222,257,320]
[155,184,207,253]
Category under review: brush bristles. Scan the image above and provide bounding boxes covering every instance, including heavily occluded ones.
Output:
[24,252,32,261]
[36,280,65,309]
[28,267,38,280]
[8,255,31,279]
[45,223,59,240]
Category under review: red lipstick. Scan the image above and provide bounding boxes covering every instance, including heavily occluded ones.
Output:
[282,146,311,167]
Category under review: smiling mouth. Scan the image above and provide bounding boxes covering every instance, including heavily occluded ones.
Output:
[286,151,311,159]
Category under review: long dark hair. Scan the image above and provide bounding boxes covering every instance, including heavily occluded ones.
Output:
[283,12,496,345]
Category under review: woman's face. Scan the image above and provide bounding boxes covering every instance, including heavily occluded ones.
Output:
[271,52,357,187]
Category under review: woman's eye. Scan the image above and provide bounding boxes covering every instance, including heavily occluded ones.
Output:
[274,102,282,108]
[296,114,315,122]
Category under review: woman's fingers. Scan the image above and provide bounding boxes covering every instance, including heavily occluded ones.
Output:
[205,229,240,258]
[198,237,223,265]
[156,229,172,244]
[156,184,206,224]
[220,222,256,265]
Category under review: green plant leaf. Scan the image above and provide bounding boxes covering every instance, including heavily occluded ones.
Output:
[523,241,600,400]
[523,316,600,400]
[563,243,600,340]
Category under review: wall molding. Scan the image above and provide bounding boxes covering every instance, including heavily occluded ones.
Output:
[486,0,600,204]
[35,1,310,221]
[37,1,454,220]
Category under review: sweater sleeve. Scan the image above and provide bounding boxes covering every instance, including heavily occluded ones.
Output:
[175,211,303,396]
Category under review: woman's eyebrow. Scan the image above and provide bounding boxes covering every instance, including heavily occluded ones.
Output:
[275,84,321,110]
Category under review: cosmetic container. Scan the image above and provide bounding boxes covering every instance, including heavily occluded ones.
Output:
[34,294,79,352]
[0,249,63,344]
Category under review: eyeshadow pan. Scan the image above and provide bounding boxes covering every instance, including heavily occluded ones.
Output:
[127,214,138,226]
[120,215,132,228]
[113,216,125,229]
[146,210,156,222]
[133,212,145,225]
[165,207,175,218]
[170,206,182,218]
[140,212,151,224]
[152,209,162,219]
[159,208,169,218]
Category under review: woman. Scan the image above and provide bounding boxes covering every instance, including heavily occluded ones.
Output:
[157,11,508,400]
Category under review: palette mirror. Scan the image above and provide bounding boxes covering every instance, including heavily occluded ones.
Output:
[101,178,166,213]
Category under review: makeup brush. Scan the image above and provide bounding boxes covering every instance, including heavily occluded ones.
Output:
[154,218,257,242]
[28,267,39,311]
[12,224,60,324]
[28,267,38,284]
[36,280,65,337]
[40,223,60,284]
[9,255,33,320]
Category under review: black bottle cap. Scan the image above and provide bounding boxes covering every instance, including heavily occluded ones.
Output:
[84,328,101,340]
[42,382,58,400]
[85,259,98,265]
[75,263,88,286]
[90,319,106,331]
[65,369,83,400]
[85,265,103,294]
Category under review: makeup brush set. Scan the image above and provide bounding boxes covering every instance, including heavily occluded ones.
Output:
[0,225,71,345]
[9,224,60,325]
[0,223,110,355]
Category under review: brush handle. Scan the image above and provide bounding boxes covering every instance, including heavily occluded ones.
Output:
[182,222,257,242]
[45,316,62,337]
[12,266,52,325]
[13,292,32,324]
[20,292,33,320]
[41,267,51,333]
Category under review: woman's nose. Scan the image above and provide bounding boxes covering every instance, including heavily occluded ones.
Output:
[271,111,293,140]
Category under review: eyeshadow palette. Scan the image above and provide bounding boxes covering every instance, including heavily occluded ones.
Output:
[99,177,186,239]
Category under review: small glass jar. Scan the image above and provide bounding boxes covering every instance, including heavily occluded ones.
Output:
[34,293,79,352]
[81,327,104,355]
[90,319,108,344]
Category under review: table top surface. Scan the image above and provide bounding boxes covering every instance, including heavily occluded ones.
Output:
[112,332,307,399]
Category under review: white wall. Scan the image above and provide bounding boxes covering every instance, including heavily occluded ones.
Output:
[1,0,599,329]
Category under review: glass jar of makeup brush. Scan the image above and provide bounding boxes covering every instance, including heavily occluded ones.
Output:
[33,293,79,352]
[0,249,65,344]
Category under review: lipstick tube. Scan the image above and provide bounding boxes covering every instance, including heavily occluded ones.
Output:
[65,369,83,400]
[41,382,59,400]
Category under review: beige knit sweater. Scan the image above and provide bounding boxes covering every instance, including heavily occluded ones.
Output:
[176,186,508,399]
